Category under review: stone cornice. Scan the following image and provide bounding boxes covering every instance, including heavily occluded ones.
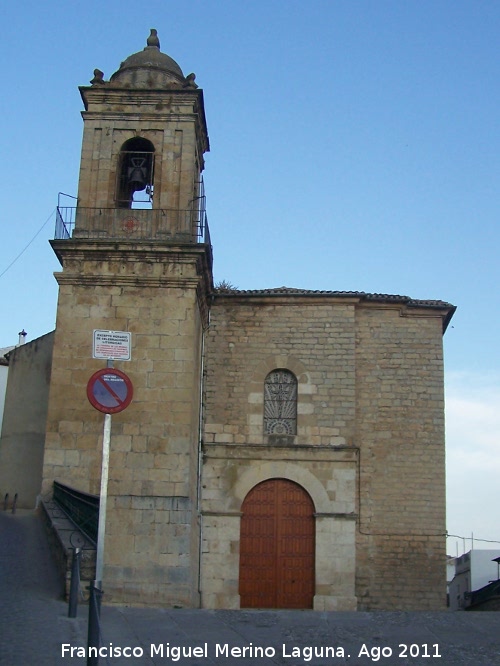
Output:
[79,86,209,153]
[79,85,205,109]
[50,239,211,263]
[50,239,213,323]
[54,274,202,288]
[203,443,358,463]
[201,511,242,517]
[314,512,358,520]
[212,292,456,333]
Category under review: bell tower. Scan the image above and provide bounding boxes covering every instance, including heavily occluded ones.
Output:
[43,31,212,607]
[74,28,209,235]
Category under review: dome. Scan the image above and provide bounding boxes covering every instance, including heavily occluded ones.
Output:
[110,30,186,87]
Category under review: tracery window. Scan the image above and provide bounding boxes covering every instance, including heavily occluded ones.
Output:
[264,369,297,435]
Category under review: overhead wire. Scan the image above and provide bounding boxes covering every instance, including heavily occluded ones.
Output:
[447,533,500,545]
[0,208,56,280]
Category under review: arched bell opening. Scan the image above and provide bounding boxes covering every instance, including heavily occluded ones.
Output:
[116,137,155,209]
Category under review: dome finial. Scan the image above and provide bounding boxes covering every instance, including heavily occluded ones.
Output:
[147,28,160,49]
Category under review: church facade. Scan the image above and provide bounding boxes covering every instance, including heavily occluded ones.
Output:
[27,32,454,610]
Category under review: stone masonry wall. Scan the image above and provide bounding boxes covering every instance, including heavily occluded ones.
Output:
[77,94,204,213]
[204,297,357,448]
[42,246,206,606]
[354,305,447,610]
[202,296,359,610]
[202,295,448,611]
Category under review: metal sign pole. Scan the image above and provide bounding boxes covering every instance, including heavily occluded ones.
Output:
[86,345,133,666]
[95,412,111,584]
[87,411,111,666]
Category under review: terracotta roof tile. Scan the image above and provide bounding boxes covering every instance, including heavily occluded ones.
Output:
[212,286,454,309]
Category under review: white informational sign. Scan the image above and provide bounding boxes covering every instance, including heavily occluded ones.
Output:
[93,330,131,361]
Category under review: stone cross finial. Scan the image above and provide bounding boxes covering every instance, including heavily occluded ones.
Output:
[147,29,160,49]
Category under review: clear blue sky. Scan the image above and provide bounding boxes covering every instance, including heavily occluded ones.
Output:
[1,1,499,555]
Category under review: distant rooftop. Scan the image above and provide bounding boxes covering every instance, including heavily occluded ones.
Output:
[0,346,15,366]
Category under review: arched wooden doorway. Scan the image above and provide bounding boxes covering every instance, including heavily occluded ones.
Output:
[239,478,315,608]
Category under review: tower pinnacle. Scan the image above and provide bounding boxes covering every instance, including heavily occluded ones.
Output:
[146,28,160,49]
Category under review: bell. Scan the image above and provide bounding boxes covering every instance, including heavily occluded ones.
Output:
[127,156,148,191]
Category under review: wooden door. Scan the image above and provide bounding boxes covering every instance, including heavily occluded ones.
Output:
[239,478,315,608]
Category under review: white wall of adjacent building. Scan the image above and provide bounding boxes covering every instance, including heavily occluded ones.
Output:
[449,549,500,610]
[0,347,15,434]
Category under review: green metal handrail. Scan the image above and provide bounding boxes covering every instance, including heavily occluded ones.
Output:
[53,481,99,545]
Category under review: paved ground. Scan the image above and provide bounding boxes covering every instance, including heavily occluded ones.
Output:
[1,510,500,666]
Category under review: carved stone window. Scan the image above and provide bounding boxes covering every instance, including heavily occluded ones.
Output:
[264,369,297,435]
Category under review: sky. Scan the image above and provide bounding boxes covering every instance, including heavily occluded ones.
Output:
[0,1,498,557]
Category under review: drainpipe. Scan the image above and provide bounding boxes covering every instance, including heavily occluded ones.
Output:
[196,319,208,607]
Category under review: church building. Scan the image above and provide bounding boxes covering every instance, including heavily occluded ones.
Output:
[2,32,456,611]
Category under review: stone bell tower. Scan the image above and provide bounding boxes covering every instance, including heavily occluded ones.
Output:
[42,31,212,606]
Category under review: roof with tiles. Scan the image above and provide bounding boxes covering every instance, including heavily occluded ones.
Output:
[213,285,454,307]
[212,286,456,331]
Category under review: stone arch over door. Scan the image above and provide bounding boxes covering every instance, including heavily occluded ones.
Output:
[233,461,330,513]
[239,478,315,609]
